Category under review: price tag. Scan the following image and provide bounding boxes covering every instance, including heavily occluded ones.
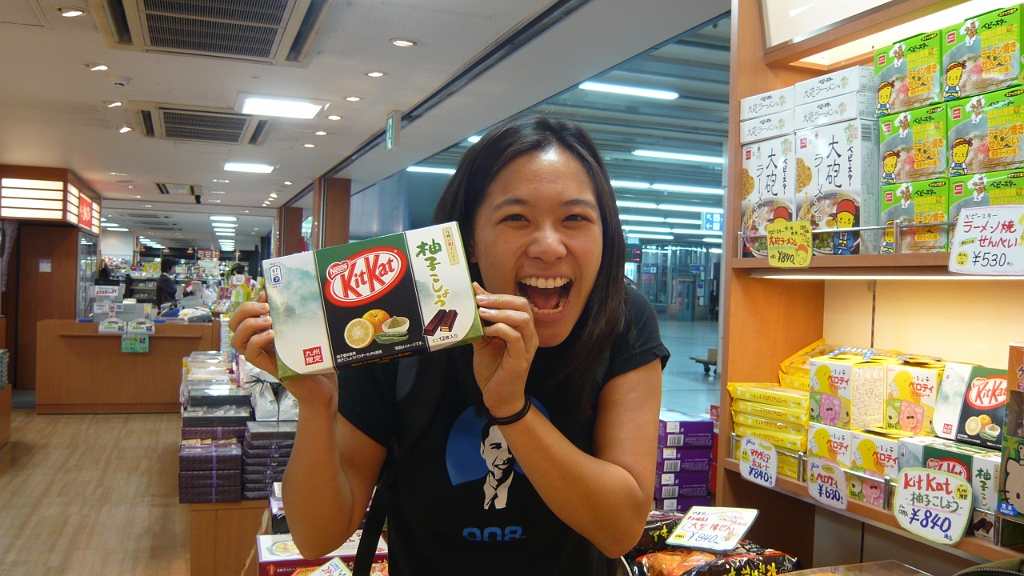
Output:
[807,458,848,510]
[766,221,813,268]
[231,274,246,286]
[98,318,126,334]
[121,334,149,353]
[666,507,758,551]
[949,205,1024,275]
[93,302,112,314]
[894,467,971,544]
[739,436,777,488]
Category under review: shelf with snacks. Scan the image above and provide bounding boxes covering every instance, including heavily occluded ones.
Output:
[731,251,949,270]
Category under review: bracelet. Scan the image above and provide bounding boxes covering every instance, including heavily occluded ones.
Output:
[487,397,532,426]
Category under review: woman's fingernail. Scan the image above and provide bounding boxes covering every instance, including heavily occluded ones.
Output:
[476,294,490,303]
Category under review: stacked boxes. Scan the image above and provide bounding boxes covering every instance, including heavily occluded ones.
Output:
[946,88,1024,177]
[728,382,809,478]
[879,105,948,186]
[849,431,899,508]
[809,353,891,430]
[949,169,1024,225]
[740,135,797,258]
[243,421,296,499]
[873,32,943,116]
[941,7,1024,99]
[655,410,713,511]
[178,439,243,503]
[880,178,950,252]
[885,360,945,436]
[795,66,876,107]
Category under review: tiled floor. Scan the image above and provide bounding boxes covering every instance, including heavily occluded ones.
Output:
[656,316,721,415]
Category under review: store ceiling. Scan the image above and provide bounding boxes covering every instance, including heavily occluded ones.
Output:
[0,0,730,247]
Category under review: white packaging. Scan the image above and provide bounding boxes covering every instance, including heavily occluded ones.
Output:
[933,362,974,440]
[739,135,797,258]
[795,65,876,105]
[974,452,1001,513]
[740,86,795,121]
[794,119,880,254]
[739,110,794,144]
[794,91,876,130]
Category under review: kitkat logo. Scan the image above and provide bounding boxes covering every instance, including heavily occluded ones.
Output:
[926,458,969,481]
[303,346,324,366]
[967,376,1007,409]
[325,247,407,307]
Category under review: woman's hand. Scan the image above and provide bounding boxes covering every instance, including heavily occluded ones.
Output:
[229,292,338,411]
[472,282,538,417]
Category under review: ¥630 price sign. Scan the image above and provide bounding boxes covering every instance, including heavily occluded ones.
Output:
[894,468,971,544]
[739,437,777,488]
[949,205,1024,276]
[807,459,848,510]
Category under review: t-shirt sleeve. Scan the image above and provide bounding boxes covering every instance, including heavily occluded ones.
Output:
[336,363,396,448]
[605,286,671,381]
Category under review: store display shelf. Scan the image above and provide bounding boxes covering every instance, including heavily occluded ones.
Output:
[731,252,949,270]
[721,458,1024,562]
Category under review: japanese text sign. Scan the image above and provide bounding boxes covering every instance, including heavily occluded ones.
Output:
[121,334,149,353]
[894,467,971,544]
[666,507,758,551]
[739,436,777,488]
[808,458,848,510]
[766,221,813,268]
[949,205,1024,276]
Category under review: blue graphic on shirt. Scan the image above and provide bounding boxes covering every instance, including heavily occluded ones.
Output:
[446,398,548,486]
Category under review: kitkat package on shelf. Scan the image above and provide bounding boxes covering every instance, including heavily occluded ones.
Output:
[879,105,948,185]
[740,135,796,257]
[955,368,1008,450]
[874,31,943,115]
[946,88,1024,177]
[262,222,483,380]
[941,7,1023,100]
[880,177,949,253]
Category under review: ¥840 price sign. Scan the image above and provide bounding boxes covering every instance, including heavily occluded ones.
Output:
[894,468,972,544]
[949,205,1024,276]
[739,437,777,488]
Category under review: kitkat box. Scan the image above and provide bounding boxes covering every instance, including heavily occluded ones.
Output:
[874,31,943,116]
[880,177,949,253]
[922,440,989,483]
[879,105,948,185]
[955,367,1008,450]
[658,410,714,448]
[941,7,1023,100]
[947,88,1024,177]
[263,222,483,380]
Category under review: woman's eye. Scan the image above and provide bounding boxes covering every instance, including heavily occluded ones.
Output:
[501,214,527,223]
[565,214,591,223]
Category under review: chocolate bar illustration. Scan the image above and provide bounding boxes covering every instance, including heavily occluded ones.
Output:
[423,309,447,336]
[440,309,458,332]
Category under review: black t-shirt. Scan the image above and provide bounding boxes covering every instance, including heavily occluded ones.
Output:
[337,286,669,575]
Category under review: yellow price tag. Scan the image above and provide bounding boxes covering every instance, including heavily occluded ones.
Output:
[766,221,813,268]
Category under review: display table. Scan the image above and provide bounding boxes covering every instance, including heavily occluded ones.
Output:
[36,319,219,414]
[191,499,268,576]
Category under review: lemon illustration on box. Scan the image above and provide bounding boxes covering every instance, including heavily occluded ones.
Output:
[263,223,483,380]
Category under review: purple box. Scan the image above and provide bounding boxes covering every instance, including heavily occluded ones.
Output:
[244,438,295,451]
[182,426,246,440]
[179,470,242,488]
[243,455,291,468]
[657,447,712,473]
[244,471,286,484]
[179,484,242,503]
[654,495,713,512]
[244,489,272,500]
[246,420,297,441]
[179,439,242,472]
[656,471,711,488]
[658,410,714,448]
[243,447,293,459]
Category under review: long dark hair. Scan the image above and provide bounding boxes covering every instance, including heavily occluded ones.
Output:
[432,116,628,420]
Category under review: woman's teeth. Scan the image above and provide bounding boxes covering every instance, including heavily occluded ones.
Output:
[519,277,569,289]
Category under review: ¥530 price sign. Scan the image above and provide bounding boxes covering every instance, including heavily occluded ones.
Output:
[949,205,1024,276]
[894,468,971,545]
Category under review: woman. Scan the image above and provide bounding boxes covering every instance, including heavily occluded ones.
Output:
[155,257,178,308]
[231,117,669,574]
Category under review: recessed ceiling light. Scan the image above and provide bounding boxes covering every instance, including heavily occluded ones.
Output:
[208,190,225,194]
[345,96,361,102]
[579,81,679,100]
[283,181,293,186]
[119,126,132,133]
[242,96,323,119]
[57,6,87,17]
[632,150,724,164]
[210,216,237,221]
[224,162,274,173]
[123,184,135,189]
[143,204,152,208]
[208,199,221,203]
[303,144,315,148]
[315,131,327,136]
[213,179,230,183]
[91,64,108,71]
[107,101,122,108]
[254,228,260,231]
[366,71,386,78]
[241,210,249,213]
[391,38,417,47]
[110,172,127,176]
[134,195,141,198]
[269,193,278,198]
[327,115,341,121]
[106,228,129,232]
[100,217,106,222]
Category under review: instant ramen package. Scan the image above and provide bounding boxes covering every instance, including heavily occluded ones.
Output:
[879,105,948,185]
[946,87,1024,177]
[740,135,796,258]
[941,6,1023,100]
[948,169,1024,231]
[879,177,949,253]
[874,31,942,116]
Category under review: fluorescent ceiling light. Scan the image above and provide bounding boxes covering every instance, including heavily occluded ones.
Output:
[659,204,724,214]
[579,81,679,100]
[100,217,106,222]
[210,216,238,222]
[242,97,322,119]
[58,6,86,17]
[620,215,665,222]
[703,238,723,243]
[106,228,129,232]
[623,225,672,233]
[2,178,64,190]
[208,199,221,203]
[627,234,674,240]
[208,190,225,194]
[406,166,455,175]
[283,181,293,185]
[100,222,119,227]
[304,144,315,148]
[216,232,235,237]
[315,131,327,136]
[366,71,386,78]
[617,200,658,209]
[391,38,417,47]
[651,183,724,195]
[90,64,108,71]
[224,162,274,173]
[709,248,723,254]
[119,127,132,133]
[107,102,122,108]
[610,180,651,189]
[674,229,722,235]
[213,179,229,183]
[269,193,278,198]
[633,150,724,164]
[666,218,701,225]
[328,115,341,121]
[345,96,361,102]
[467,136,481,144]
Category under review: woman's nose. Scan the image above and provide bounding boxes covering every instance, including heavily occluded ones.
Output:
[526,224,567,261]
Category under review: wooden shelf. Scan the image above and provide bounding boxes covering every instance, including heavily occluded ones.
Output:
[731,252,949,269]
[722,459,1024,562]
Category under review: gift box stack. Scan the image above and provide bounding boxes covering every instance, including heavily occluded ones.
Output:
[179,438,243,503]
[654,410,714,512]
[243,421,296,499]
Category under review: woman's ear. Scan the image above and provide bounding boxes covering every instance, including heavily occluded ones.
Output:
[468,239,477,263]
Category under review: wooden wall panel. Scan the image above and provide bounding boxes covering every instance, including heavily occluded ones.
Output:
[190,500,268,576]
[280,207,304,256]
[320,177,351,249]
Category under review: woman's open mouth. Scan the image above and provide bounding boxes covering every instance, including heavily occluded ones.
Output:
[517,277,572,315]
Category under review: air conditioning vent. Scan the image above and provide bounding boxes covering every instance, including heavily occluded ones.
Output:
[129,102,264,146]
[93,0,333,66]
[248,119,271,145]
[156,183,201,196]
[125,213,170,219]
[140,109,155,136]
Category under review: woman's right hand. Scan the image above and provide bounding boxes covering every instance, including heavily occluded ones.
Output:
[229,292,339,411]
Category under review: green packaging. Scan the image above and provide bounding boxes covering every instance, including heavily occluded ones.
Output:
[880,178,949,253]
[874,31,943,116]
[946,87,1024,177]
[880,105,948,185]
[949,169,1024,225]
[941,6,1023,101]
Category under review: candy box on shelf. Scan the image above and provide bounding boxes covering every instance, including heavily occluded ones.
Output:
[656,472,711,500]
[658,410,714,448]
[178,439,242,472]
[178,469,241,489]
[948,169,1024,227]
[999,436,1024,517]
[974,451,1001,513]
[653,495,712,513]
[734,423,807,453]
[879,105,948,185]
[794,119,880,255]
[657,447,712,473]
[922,439,988,482]
[946,88,1024,177]
[181,406,251,428]
[955,367,1008,450]
[739,110,794,144]
[263,222,483,381]
[794,91,876,130]
[897,435,945,469]
[732,410,806,436]
[257,531,387,576]
[779,371,810,391]
[874,31,942,115]
[809,354,891,430]
[795,65,875,106]
[879,178,949,253]
[807,422,853,468]
[847,474,887,508]
[739,135,797,258]
[850,431,899,478]
[941,7,1023,99]
[780,338,835,378]
[885,361,945,435]
[181,426,246,441]
[246,420,298,442]
[727,382,810,411]
[740,86,794,121]
[733,399,808,427]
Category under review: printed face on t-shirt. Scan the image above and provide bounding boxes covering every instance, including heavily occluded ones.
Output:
[481,425,514,480]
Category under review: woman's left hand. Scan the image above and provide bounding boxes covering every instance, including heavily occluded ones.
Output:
[472,282,539,418]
